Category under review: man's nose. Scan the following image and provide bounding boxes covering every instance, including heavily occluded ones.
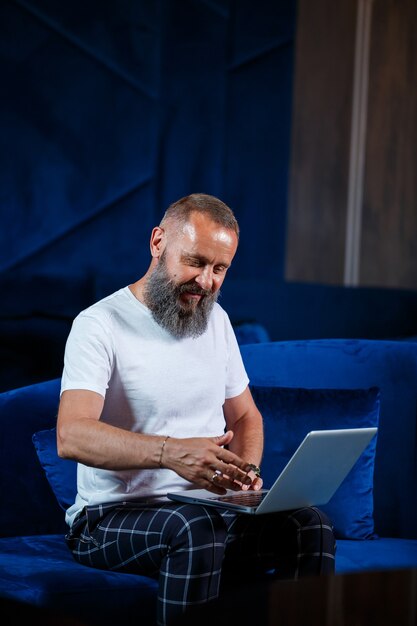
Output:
[196,266,214,291]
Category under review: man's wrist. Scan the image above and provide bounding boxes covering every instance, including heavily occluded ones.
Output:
[159,435,170,468]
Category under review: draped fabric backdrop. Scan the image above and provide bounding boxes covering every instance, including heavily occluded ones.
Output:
[2,0,417,393]
[1,0,295,282]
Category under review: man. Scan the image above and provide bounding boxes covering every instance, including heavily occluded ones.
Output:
[57,193,335,626]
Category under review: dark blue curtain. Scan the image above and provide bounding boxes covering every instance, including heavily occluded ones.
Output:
[3,0,417,392]
[1,0,296,282]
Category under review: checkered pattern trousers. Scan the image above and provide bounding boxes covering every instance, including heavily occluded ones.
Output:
[66,500,335,626]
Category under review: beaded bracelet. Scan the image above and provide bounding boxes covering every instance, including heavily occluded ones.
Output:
[159,435,170,468]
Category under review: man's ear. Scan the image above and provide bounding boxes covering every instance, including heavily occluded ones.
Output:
[150,227,166,258]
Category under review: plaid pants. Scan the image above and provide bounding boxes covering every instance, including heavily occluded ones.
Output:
[66,500,336,626]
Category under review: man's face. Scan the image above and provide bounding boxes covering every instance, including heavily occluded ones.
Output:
[144,212,238,339]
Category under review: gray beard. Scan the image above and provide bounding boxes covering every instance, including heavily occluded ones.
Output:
[143,260,219,339]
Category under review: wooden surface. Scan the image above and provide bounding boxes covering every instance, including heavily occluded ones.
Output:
[286,0,417,289]
[178,568,417,625]
[361,0,417,289]
[286,0,357,284]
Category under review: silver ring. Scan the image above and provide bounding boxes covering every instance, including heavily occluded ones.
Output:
[211,470,222,483]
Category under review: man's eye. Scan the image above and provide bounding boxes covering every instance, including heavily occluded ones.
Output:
[214,266,226,274]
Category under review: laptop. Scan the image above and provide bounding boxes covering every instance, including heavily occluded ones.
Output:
[167,427,378,514]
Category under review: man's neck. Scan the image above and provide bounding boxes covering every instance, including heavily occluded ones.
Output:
[128,278,147,304]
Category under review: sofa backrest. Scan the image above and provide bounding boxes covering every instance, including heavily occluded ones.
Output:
[240,339,417,539]
[2,338,416,540]
[0,378,65,537]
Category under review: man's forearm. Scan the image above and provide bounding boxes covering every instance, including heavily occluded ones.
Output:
[226,414,264,467]
[57,418,166,470]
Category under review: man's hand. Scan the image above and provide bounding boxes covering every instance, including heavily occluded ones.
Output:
[162,430,256,494]
[241,472,263,491]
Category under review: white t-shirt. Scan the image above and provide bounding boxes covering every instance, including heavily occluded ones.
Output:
[61,286,249,526]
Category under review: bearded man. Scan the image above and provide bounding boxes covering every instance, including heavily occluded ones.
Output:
[57,193,335,626]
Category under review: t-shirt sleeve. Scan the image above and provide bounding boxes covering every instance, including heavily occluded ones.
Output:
[224,313,249,399]
[60,311,114,398]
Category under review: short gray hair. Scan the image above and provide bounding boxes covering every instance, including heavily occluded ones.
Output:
[160,193,239,238]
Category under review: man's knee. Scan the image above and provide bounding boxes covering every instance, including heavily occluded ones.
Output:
[289,506,330,528]
[290,506,335,546]
[282,507,336,576]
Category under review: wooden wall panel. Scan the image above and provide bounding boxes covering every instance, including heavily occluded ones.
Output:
[285,0,357,284]
[286,0,417,289]
[361,0,417,289]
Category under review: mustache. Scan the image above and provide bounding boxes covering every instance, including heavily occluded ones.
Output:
[177,282,211,297]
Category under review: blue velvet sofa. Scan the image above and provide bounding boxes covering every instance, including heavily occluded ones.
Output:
[1,338,417,625]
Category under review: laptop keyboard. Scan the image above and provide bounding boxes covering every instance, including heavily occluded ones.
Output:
[208,491,268,506]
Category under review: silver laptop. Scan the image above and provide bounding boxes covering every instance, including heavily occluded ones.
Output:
[167,427,378,514]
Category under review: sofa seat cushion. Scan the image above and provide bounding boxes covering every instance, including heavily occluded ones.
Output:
[336,537,417,574]
[0,535,157,625]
